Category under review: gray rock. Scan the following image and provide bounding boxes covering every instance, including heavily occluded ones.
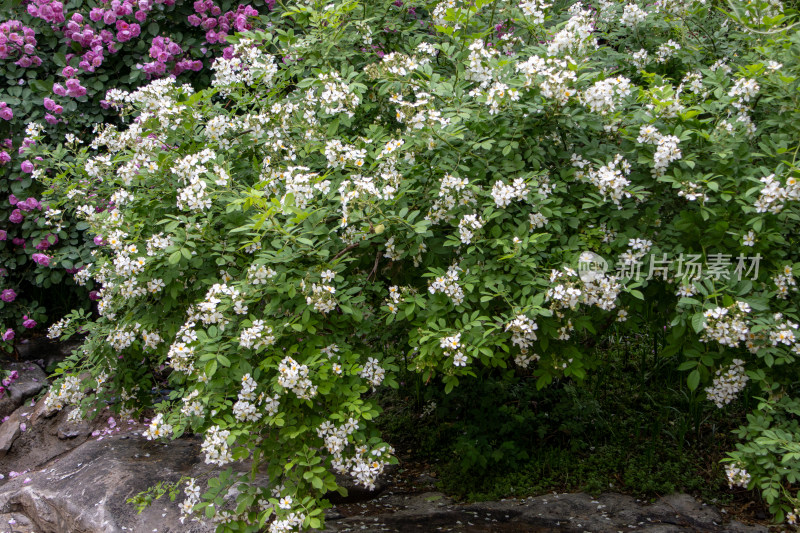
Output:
[57,419,90,440]
[322,491,767,532]
[0,435,217,533]
[0,362,47,419]
[0,511,42,532]
[0,411,21,458]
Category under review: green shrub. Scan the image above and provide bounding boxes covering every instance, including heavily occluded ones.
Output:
[32,0,800,530]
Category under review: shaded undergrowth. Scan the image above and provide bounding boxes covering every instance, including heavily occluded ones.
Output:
[378,333,756,510]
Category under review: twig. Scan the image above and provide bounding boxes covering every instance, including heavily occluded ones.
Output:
[368,250,381,281]
[331,243,359,262]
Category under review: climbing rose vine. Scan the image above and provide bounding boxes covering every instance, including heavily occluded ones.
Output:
[31,0,800,530]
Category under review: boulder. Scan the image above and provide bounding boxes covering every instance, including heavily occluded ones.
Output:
[0,362,47,419]
[0,434,216,533]
[0,411,21,458]
[0,511,42,532]
[322,491,768,532]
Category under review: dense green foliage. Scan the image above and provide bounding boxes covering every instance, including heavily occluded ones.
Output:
[0,0,271,351]
[26,0,800,530]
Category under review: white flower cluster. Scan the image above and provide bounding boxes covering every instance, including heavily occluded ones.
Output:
[174,149,217,212]
[755,174,798,214]
[516,55,577,105]
[631,48,649,69]
[360,357,386,386]
[428,264,465,306]
[269,511,306,533]
[381,52,429,76]
[728,77,759,111]
[233,373,263,423]
[179,478,201,525]
[548,3,596,57]
[278,356,317,399]
[458,213,484,244]
[318,419,394,492]
[620,3,647,26]
[198,283,243,327]
[432,0,461,29]
[239,320,276,350]
[469,82,520,115]
[582,76,632,115]
[104,77,193,114]
[492,178,529,208]
[201,425,233,466]
[677,181,709,202]
[107,326,137,352]
[637,126,682,178]
[386,285,402,314]
[520,0,550,23]
[143,413,174,440]
[465,39,499,87]
[306,282,337,314]
[146,233,172,256]
[307,71,360,118]
[619,238,653,265]
[547,268,583,310]
[181,390,204,418]
[440,332,467,367]
[324,140,365,170]
[774,265,797,299]
[390,90,450,134]
[426,174,476,224]
[44,375,84,411]
[725,462,751,488]
[47,317,71,339]
[583,154,632,206]
[505,315,539,359]
[655,40,681,63]
[529,212,548,230]
[211,39,278,95]
[706,358,749,408]
[581,271,622,311]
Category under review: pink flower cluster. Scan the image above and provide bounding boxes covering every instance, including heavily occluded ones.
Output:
[0,20,41,67]
[62,14,115,72]
[26,0,66,24]
[31,254,50,267]
[0,370,20,399]
[53,77,87,98]
[0,139,10,166]
[8,195,43,224]
[142,36,202,77]
[187,1,266,44]
[35,234,58,251]
[0,102,12,121]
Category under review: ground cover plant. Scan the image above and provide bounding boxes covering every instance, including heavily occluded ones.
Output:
[27,0,800,530]
[0,0,277,359]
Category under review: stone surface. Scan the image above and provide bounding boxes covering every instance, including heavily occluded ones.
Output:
[56,419,90,440]
[0,511,42,532]
[0,400,92,477]
[0,362,47,419]
[0,410,21,458]
[0,434,217,533]
[322,491,768,532]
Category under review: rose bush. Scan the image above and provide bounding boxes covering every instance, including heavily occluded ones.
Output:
[0,0,276,350]
[30,0,800,530]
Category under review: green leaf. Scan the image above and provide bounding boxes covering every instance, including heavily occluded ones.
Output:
[687,369,700,391]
